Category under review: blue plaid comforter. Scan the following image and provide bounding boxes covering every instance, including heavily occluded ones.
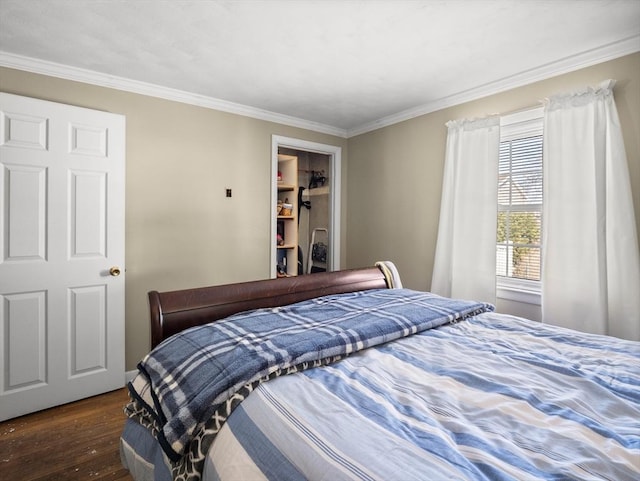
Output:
[126,288,492,464]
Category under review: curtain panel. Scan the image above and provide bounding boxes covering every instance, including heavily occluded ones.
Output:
[542,80,640,341]
[431,117,500,304]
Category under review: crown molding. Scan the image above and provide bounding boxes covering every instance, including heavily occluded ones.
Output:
[347,34,640,137]
[0,51,348,138]
[2,34,638,140]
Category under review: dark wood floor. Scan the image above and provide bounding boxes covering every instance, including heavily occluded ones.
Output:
[0,388,134,481]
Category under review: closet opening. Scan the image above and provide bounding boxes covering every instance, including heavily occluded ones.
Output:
[271,136,342,278]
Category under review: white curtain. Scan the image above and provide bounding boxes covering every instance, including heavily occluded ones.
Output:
[431,117,500,304]
[542,80,640,341]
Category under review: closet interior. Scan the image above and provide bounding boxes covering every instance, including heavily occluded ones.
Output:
[276,147,331,277]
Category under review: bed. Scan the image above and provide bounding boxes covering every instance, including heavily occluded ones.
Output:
[121,262,640,481]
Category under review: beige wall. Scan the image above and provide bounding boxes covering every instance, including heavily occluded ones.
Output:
[1,52,639,368]
[0,67,348,369]
[347,52,640,319]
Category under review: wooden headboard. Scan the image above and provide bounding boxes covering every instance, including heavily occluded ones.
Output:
[148,264,395,349]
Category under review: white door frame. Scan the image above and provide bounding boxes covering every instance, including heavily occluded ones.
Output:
[271,135,341,276]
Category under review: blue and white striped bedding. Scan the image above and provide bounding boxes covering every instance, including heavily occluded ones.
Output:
[204,311,640,481]
[125,288,491,479]
[123,289,640,481]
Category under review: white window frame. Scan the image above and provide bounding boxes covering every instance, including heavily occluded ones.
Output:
[497,107,543,305]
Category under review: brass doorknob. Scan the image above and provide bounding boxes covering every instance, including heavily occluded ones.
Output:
[109,266,121,277]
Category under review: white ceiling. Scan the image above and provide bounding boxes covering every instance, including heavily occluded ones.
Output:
[1,0,639,137]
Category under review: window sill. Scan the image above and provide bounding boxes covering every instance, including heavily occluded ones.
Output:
[497,278,541,306]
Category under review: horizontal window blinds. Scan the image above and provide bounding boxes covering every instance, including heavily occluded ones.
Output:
[497,134,543,281]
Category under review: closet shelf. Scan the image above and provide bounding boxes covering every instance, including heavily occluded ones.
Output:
[276,154,299,277]
[302,186,330,197]
[277,183,296,192]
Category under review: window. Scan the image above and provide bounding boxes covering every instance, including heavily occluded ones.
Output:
[497,108,543,304]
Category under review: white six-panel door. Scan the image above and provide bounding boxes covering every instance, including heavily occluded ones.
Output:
[0,93,125,421]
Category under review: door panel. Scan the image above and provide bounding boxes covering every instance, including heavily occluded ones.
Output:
[70,170,107,257]
[69,284,106,376]
[4,291,47,391]
[0,93,125,421]
[6,164,47,260]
